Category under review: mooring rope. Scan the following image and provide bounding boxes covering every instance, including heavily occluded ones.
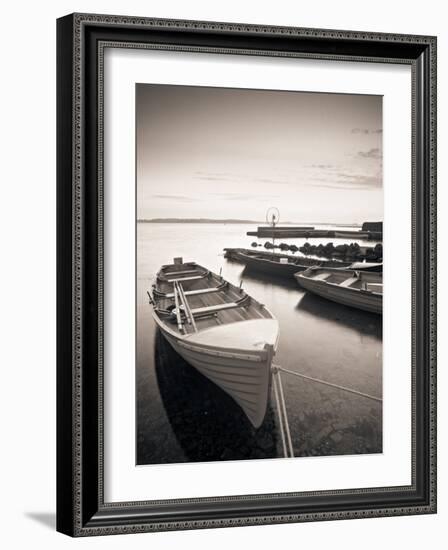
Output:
[270,362,382,459]
[276,370,293,455]
[272,373,288,458]
[273,364,382,403]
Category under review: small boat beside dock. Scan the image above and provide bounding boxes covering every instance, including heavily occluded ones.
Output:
[224,248,351,279]
[295,267,383,314]
[150,258,279,428]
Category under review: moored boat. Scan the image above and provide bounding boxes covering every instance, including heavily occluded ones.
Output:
[224,248,351,279]
[295,267,383,314]
[150,258,279,428]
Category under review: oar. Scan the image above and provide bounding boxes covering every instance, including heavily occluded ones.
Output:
[172,282,184,332]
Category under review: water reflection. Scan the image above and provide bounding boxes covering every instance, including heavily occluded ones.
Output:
[296,292,382,340]
[240,265,298,290]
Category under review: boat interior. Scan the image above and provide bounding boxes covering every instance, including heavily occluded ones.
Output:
[302,268,383,294]
[153,261,272,335]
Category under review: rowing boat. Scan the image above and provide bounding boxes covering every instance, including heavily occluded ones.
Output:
[150,258,279,428]
[225,248,351,278]
[295,267,383,314]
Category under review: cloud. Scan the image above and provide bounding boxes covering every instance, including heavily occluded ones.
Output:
[357,147,381,159]
[335,172,382,187]
[351,128,383,135]
[195,171,231,177]
[194,175,233,182]
[194,171,294,186]
[212,192,279,201]
[309,163,334,169]
[152,194,200,202]
[309,182,372,191]
[257,177,289,185]
[152,191,280,203]
[309,169,382,189]
[193,171,235,183]
[351,128,369,135]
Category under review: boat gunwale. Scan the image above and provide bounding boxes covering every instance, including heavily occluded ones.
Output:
[152,312,279,359]
[304,278,384,297]
[296,266,383,278]
[295,269,382,291]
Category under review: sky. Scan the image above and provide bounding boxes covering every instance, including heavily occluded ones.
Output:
[136,84,383,224]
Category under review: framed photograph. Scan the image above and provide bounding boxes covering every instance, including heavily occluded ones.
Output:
[57,13,437,536]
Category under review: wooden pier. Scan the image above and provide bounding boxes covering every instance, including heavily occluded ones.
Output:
[246,225,382,241]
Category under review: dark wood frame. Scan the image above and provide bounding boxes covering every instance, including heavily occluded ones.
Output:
[57,13,437,536]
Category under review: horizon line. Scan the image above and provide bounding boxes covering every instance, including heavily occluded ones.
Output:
[137,217,371,225]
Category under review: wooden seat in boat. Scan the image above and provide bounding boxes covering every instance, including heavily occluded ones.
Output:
[189,299,248,316]
[164,274,207,283]
[339,276,358,288]
[163,285,224,298]
[164,268,199,276]
[312,272,331,281]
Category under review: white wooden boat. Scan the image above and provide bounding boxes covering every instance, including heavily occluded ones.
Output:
[295,267,383,314]
[150,258,279,428]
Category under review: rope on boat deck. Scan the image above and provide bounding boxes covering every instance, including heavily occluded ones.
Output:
[270,363,382,459]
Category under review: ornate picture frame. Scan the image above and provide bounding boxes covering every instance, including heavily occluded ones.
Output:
[57,13,436,536]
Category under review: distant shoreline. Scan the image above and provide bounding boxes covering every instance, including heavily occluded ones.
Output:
[138,218,261,224]
[137,218,363,227]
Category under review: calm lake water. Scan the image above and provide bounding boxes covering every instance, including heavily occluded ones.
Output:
[137,223,382,464]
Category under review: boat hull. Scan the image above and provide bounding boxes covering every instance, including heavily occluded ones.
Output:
[236,251,306,277]
[295,272,382,314]
[155,317,276,428]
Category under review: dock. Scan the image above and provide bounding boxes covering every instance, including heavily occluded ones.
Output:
[247,228,331,238]
[246,224,382,241]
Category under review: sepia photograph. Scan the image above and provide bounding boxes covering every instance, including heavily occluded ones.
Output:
[136,83,383,465]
